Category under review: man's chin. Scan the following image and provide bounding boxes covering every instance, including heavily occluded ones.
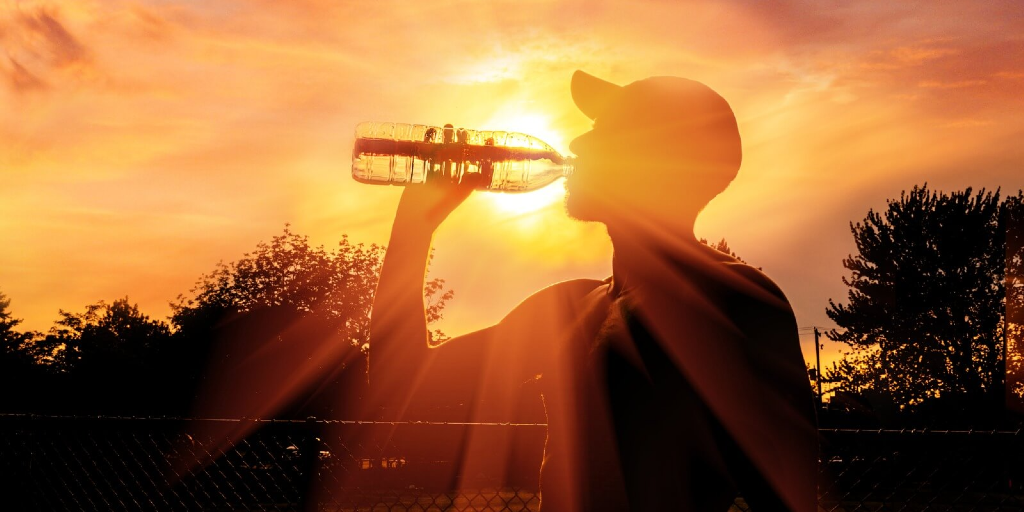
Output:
[564,192,599,222]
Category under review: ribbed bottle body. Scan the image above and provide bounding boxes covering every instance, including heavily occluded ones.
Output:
[352,122,573,192]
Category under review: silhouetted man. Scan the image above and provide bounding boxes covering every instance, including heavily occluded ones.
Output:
[368,71,818,511]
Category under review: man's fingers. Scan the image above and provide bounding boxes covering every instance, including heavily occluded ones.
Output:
[396,171,483,226]
[460,172,490,190]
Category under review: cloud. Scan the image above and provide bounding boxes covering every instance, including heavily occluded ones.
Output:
[859,44,961,70]
[939,118,993,129]
[124,4,175,42]
[4,56,47,92]
[0,5,95,95]
[918,79,989,89]
[17,8,89,67]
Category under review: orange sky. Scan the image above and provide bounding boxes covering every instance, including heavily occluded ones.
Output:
[3,0,1023,370]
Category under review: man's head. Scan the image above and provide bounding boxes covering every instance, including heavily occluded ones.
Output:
[565,71,742,228]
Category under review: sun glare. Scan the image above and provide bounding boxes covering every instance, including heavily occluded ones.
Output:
[489,180,566,216]
[482,111,569,216]
[488,112,567,154]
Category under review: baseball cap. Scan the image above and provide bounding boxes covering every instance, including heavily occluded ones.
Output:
[570,70,742,171]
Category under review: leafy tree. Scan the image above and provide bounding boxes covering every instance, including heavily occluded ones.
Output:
[34,297,173,413]
[4,227,454,417]
[1,290,42,411]
[826,185,1024,421]
[0,290,34,368]
[1005,194,1024,412]
[0,290,73,412]
[169,225,453,418]
[46,298,172,373]
[173,226,450,345]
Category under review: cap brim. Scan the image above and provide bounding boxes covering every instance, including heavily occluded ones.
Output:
[571,70,622,120]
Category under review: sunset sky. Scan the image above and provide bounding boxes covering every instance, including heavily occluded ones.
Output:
[3,0,1023,370]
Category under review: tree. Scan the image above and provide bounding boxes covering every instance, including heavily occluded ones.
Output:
[36,297,173,413]
[700,237,748,264]
[0,290,34,368]
[172,226,451,347]
[1005,193,1024,412]
[0,290,76,413]
[826,185,1024,421]
[169,225,453,418]
[0,290,41,410]
[46,298,172,373]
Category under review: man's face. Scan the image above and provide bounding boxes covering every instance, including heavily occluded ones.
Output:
[565,122,619,222]
[564,76,742,228]
[564,115,678,224]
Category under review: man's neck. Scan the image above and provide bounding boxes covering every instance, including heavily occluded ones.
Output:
[607,218,699,294]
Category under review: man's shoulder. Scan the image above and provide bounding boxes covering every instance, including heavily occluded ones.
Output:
[680,243,788,305]
[676,254,795,325]
[498,278,607,327]
[525,277,609,303]
[708,262,799,341]
[719,261,788,303]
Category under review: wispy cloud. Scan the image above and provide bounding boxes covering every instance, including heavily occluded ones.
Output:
[918,79,989,89]
[1,5,97,96]
[17,7,89,67]
[4,56,47,92]
[860,44,961,70]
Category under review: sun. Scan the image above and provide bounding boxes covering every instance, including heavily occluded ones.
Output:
[482,111,570,216]
[488,112,567,155]
[489,181,567,216]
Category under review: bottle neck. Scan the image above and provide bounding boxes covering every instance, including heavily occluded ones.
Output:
[562,156,576,178]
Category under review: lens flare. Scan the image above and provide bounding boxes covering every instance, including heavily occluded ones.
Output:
[488,112,567,155]
[473,112,569,216]
[488,178,566,216]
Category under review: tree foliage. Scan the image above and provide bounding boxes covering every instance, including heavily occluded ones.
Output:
[171,225,451,348]
[0,296,174,414]
[826,185,1024,419]
[0,290,38,384]
[167,225,453,417]
[1005,194,1024,411]
[0,227,454,416]
[700,237,748,264]
[46,298,172,376]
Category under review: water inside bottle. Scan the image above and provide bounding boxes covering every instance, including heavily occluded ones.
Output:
[352,122,572,192]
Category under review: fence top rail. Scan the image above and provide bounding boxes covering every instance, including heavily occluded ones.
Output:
[820,427,1023,436]
[1,413,1022,436]
[0,412,548,427]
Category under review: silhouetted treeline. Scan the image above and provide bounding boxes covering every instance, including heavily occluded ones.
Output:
[0,226,451,418]
[825,185,1024,428]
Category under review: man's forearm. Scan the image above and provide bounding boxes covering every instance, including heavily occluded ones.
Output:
[368,214,438,383]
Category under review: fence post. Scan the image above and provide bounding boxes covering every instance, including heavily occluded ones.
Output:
[300,416,321,512]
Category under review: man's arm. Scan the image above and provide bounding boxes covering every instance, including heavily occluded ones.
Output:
[366,180,473,415]
[370,200,601,418]
[366,179,601,420]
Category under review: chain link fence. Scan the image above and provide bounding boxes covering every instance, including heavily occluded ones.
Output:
[818,428,1023,511]
[1,414,1022,511]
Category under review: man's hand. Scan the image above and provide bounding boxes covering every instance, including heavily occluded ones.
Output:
[395,173,488,229]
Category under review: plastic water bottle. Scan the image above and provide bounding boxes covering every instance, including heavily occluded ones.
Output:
[352,122,574,192]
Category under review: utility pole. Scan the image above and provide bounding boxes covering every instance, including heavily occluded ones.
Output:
[814,327,823,407]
